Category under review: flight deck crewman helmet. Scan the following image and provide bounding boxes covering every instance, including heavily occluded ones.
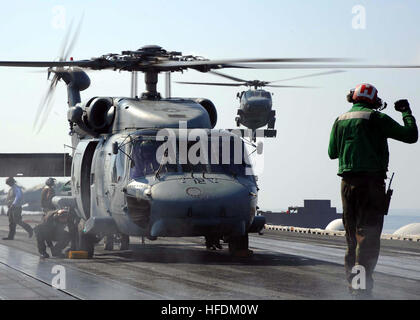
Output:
[352,83,378,104]
[6,177,16,186]
[45,177,56,187]
[56,208,69,223]
[347,83,385,110]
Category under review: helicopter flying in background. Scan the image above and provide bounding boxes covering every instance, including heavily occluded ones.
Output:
[177,70,345,139]
[0,28,419,258]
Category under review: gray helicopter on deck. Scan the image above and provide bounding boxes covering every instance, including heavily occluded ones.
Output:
[177,70,345,140]
[1,37,418,258]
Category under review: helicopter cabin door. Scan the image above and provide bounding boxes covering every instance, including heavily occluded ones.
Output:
[71,140,99,220]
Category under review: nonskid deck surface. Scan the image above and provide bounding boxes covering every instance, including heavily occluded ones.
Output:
[0,261,74,300]
[0,215,419,300]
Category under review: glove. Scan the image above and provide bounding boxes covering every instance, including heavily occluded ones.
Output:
[394,99,411,113]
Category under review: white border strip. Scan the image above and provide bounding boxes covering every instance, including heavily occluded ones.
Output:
[264,224,420,242]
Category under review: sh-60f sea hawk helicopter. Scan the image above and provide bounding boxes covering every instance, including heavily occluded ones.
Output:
[1,41,419,258]
[177,70,345,140]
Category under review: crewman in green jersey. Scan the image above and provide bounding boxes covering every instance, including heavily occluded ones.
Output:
[328,83,418,298]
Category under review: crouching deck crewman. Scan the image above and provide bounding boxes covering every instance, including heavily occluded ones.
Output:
[34,208,71,258]
[328,84,418,298]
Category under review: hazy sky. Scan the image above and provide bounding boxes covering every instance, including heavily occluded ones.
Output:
[0,1,419,211]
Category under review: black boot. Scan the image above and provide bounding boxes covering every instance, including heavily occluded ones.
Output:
[51,246,66,258]
[51,250,65,258]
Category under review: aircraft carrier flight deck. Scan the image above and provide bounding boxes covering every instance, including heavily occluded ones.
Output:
[0,214,419,300]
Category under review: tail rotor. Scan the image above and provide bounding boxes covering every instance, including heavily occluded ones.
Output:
[33,16,83,133]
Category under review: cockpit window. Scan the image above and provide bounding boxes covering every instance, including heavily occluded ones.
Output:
[261,91,271,98]
[130,140,178,178]
[207,137,249,176]
[244,90,271,99]
[129,136,252,178]
[131,141,161,178]
[178,138,250,176]
[245,91,254,99]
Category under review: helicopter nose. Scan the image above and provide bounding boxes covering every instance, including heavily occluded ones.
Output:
[149,178,256,237]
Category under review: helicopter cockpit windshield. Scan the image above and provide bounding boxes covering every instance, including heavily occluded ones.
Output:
[244,91,254,99]
[129,136,252,179]
[130,140,175,178]
[244,90,271,99]
[261,91,271,99]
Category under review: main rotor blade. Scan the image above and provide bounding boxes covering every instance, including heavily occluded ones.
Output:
[269,70,345,83]
[0,60,90,68]
[208,70,248,83]
[33,17,84,133]
[4,56,419,73]
[158,58,354,69]
[175,81,243,87]
[266,84,316,88]
[226,63,420,69]
[0,58,354,72]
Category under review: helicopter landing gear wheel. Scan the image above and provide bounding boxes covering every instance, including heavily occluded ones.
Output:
[228,233,253,257]
[104,235,114,251]
[79,233,95,258]
[120,234,130,251]
[78,221,95,258]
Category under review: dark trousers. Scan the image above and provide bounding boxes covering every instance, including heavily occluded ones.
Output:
[7,206,32,239]
[41,209,54,248]
[34,225,70,255]
[341,175,385,292]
